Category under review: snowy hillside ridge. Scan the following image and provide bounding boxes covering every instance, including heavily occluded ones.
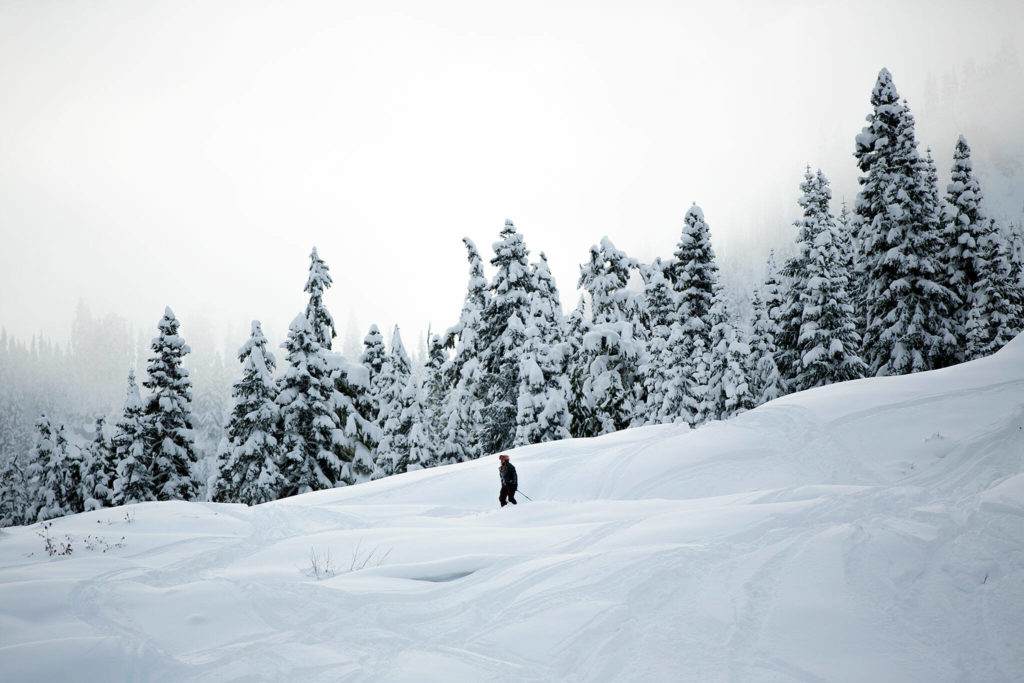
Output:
[2,336,1023,681]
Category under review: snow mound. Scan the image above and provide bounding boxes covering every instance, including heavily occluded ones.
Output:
[2,338,1023,681]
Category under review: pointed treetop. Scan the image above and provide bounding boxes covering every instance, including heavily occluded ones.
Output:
[304,246,336,349]
[873,67,899,102]
[123,369,143,411]
[390,325,407,357]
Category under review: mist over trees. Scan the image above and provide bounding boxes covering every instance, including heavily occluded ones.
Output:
[3,67,1024,523]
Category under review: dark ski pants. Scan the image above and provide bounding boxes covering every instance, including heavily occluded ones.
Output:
[500,484,518,507]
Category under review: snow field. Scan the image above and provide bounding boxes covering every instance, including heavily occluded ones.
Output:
[2,338,1024,681]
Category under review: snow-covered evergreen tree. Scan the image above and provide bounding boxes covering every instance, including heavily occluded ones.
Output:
[212,321,284,505]
[575,238,644,435]
[276,315,344,495]
[943,135,1008,356]
[703,289,754,421]
[565,295,593,437]
[360,324,387,423]
[662,204,720,425]
[422,333,449,459]
[81,415,116,511]
[439,238,490,463]
[637,259,677,424]
[375,326,414,477]
[142,307,199,501]
[836,200,857,280]
[391,375,433,473]
[1002,222,1024,336]
[478,220,534,453]
[0,449,34,527]
[514,294,572,446]
[748,277,783,406]
[513,252,571,444]
[964,223,1021,359]
[531,253,565,333]
[783,168,865,391]
[854,68,959,376]
[111,370,153,505]
[305,247,337,350]
[32,416,82,521]
[327,354,378,483]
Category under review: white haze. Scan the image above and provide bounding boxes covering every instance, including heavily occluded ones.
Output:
[1,0,1023,365]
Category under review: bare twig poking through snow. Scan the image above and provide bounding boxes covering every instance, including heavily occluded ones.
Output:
[304,541,393,580]
[307,547,337,580]
[36,522,73,557]
[348,539,392,572]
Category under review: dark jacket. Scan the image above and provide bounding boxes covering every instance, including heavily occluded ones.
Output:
[499,462,517,488]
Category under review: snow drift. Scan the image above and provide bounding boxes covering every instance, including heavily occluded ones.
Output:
[2,337,1023,681]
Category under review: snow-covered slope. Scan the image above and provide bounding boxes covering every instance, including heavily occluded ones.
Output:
[2,339,1024,682]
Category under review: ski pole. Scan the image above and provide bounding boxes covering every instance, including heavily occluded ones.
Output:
[517,489,533,501]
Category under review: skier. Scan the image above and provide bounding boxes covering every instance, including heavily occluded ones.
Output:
[498,454,518,507]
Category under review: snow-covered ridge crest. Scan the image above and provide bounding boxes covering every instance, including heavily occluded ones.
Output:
[2,335,1023,681]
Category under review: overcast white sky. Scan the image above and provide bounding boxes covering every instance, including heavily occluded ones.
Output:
[2,0,1022,359]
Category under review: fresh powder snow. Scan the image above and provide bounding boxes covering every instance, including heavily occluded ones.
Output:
[2,336,1023,681]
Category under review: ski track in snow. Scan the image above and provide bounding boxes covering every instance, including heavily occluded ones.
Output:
[3,341,1024,681]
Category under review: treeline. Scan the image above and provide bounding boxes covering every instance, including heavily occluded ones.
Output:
[2,67,1022,523]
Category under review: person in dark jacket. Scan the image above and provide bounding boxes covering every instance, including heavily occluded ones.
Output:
[498,454,517,507]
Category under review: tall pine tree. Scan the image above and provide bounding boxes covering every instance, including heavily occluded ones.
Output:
[375,326,414,477]
[749,255,784,407]
[213,321,284,505]
[305,247,337,350]
[576,237,644,435]
[111,370,152,505]
[478,220,534,454]
[277,315,344,494]
[439,238,490,463]
[662,204,720,426]
[783,168,865,391]
[854,68,958,376]
[143,307,199,501]
[81,415,116,511]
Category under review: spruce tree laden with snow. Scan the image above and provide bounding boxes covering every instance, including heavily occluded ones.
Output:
[277,315,345,495]
[1002,222,1024,337]
[81,415,117,511]
[514,295,572,446]
[478,220,534,453]
[422,333,450,458]
[853,68,959,376]
[782,168,865,391]
[212,321,285,505]
[392,375,433,472]
[964,224,1021,359]
[327,354,378,483]
[703,288,754,421]
[637,259,677,424]
[374,326,415,477]
[575,238,645,435]
[111,370,153,505]
[439,238,490,463]
[142,308,199,501]
[360,324,387,424]
[942,135,1018,358]
[31,415,83,521]
[0,449,34,527]
[305,247,337,350]
[565,295,594,437]
[748,278,783,406]
[661,204,720,425]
